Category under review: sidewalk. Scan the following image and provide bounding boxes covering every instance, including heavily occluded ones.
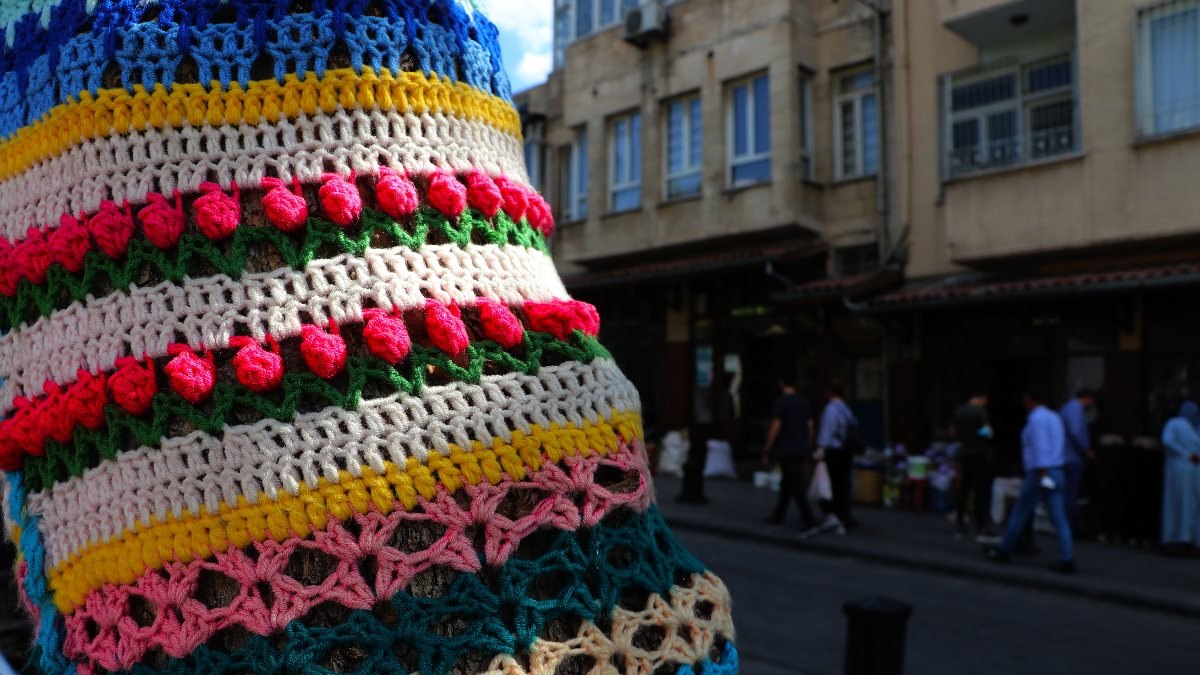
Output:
[655,475,1200,618]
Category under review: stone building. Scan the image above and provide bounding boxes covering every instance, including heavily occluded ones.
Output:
[517,0,1200,460]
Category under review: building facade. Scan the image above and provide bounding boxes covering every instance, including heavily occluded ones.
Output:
[519,0,1200,464]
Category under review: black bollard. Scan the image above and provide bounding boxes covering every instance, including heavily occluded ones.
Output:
[843,596,913,675]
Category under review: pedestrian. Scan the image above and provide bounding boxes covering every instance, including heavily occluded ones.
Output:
[1060,388,1097,533]
[951,389,997,539]
[808,378,859,536]
[762,372,819,530]
[1161,401,1200,554]
[985,386,1077,574]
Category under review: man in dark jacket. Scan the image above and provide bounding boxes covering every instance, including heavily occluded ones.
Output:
[763,372,818,529]
[952,390,997,539]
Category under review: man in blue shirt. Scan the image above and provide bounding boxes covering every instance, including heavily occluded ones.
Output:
[1059,388,1096,533]
[985,386,1076,573]
[809,378,859,535]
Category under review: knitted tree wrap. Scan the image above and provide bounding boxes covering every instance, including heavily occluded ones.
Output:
[0,1,736,673]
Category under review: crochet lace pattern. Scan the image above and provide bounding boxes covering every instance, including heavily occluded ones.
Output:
[0,1,736,673]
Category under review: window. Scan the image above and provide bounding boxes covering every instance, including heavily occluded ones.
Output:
[665,94,702,199]
[799,77,814,181]
[1137,1,1200,137]
[943,53,1077,177]
[835,244,881,277]
[524,120,545,192]
[609,111,642,211]
[563,128,588,221]
[554,0,639,65]
[727,73,772,186]
[835,70,879,179]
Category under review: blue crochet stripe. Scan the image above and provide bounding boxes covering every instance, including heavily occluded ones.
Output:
[5,472,76,675]
[678,641,740,674]
[0,0,511,140]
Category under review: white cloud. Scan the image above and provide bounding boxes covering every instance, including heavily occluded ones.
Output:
[480,0,554,91]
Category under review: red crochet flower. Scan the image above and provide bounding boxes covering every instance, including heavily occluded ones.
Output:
[428,171,467,218]
[375,168,420,220]
[48,215,92,273]
[261,178,309,233]
[466,171,503,218]
[39,383,74,444]
[301,323,347,379]
[424,300,469,357]
[88,200,135,258]
[494,176,530,222]
[230,336,283,392]
[525,301,600,340]
[165,346,216,404]
[525,192,555,235]
[194,183,240,241]
[139,192,186,249]
[319,174,362,228]
[14,228,52,285]
[476,299,524,349]
[0,240,17,296]
[362,309,412,363]
[66,370,109,431]
[108,357,157,416]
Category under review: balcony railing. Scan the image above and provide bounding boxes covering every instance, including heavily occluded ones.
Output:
[943,52,1079,179]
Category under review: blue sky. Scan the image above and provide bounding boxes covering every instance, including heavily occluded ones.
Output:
[479,0,554,93]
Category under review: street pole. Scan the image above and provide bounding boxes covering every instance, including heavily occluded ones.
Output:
[843,596,913,675]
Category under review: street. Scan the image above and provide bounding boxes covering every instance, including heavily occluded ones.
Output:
[680,529,1200,675]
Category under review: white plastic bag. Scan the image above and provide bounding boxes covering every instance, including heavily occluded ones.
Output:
[657,431,689,477]
[809,461,833,501]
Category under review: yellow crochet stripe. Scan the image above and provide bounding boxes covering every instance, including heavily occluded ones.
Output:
[0,67,522,183]
[48,410,643,613]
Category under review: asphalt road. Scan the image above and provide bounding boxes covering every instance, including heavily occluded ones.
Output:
[678,529,1200,675]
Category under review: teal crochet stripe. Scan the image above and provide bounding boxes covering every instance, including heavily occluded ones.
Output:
[679,642,739,675]
[1,207,547,330]
[106,507,705,675]
[22,331,609,494]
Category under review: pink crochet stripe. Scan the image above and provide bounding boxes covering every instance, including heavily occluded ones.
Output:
[0,299,600,471]
[0,169,554,296]
[62,444,652,673]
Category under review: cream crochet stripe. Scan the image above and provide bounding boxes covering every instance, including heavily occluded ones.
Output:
[0,110,527,236]
[0,243,566,415]
[29,359,640,569]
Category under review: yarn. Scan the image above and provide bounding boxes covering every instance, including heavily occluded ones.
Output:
[47,217,90,275]
[362,309,412,363]
[476,298,525,348]
[0,1,733,671]
[229,336,284,393]
[163,346,215,405]
[193,183,240,241]
[137,193,185,250]
[428,170,468,218]
[300,323,347,379]
[467,170,504,218]
[86,201,134,259]
[424,299,470,357]
[375,168,421,219]
[318,174,362,227]
[106,357,156,417]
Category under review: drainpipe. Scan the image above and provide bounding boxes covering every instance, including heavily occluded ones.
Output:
[863,0,892,265]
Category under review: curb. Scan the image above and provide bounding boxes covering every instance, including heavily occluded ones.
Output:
[663,515,1200,619]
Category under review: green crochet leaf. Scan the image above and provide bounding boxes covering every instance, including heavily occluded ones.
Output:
[110,507,704,675]
[1,207,548,329]
[22,331,609,493]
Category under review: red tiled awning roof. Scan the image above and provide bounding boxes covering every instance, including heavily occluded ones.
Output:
[871,262,1200,310]
[773,269,903,304]
[561,242,824,289]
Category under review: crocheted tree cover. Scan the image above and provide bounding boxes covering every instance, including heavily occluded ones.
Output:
[0,1,737,673]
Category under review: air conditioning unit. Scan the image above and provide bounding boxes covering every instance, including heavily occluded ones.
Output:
[623,0,668,47]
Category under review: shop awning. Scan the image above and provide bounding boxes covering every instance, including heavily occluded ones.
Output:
[772,268,904,305]
[869,261,1200,311]
[561,240,826,290]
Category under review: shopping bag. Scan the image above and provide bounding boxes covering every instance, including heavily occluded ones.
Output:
[809,460,833,501]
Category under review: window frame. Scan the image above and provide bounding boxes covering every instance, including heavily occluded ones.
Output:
[833,68,879,181]
[726,72,773,188]
[563,128,589,222]
[608,110,643,213]
[941,51,1078,179]
[664,92,703,200]
[799,75,814,181]
[524,120,546,192]
[1135,0,1200,139]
